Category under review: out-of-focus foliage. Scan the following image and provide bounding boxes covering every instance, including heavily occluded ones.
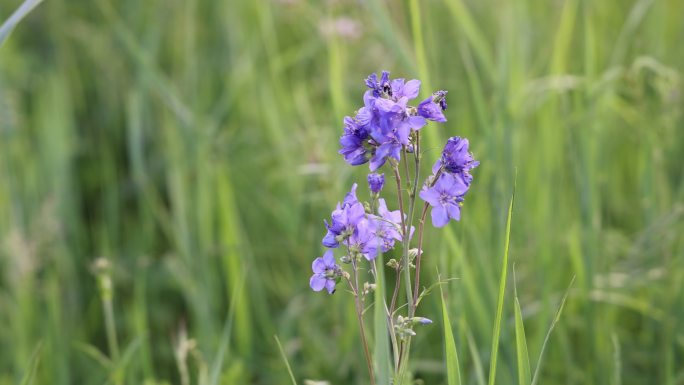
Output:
[1,0,683,384]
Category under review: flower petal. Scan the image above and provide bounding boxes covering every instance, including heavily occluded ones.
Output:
[312,257,327,274]
[322,250,336,267]
[322,231,339,248]
[446,203,461,222]
[401,79,421,99]
[408,115,427,130]
[390,78,405,96]
[324,279,337,294]
[369,153,386,172]
[432,159,442,174]
[419,187,441,207]
[431,205,449,227]
[310,275,327,291]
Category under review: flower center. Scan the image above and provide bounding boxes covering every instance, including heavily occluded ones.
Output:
[439,193,453,206]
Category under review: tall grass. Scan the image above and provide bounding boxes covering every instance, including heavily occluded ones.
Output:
[1,0,683,384]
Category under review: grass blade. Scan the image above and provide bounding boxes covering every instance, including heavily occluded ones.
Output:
[530,276,576,385]
[439,279,462,385]
[487,179,516,385]
[0,0,44,47]
[465,329,486,385]
[611,333,621,385]
[513,266,531,385]
[209,271,246,385]
[442,0,495,77]
[274,335,298,385]
[19,342,43,385]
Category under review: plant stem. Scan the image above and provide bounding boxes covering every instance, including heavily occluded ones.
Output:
[406,133,422,316]
[388,163,408,320]
[395,134,424,384]
[412,202,430,313]
[391,163,408,240]
[97,273,120,363]
[373,260,401,371]
[351,257,376,385]
[402,149,411,191]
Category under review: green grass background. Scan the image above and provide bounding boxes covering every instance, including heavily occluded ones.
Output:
[1,0,683,384]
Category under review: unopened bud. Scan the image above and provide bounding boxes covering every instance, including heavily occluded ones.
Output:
[411,317,433,325]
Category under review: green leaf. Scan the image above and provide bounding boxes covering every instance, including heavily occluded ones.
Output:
[19,342,43,385]
[513,267,531,385]
[209,272,246,385]
[274,335,298,385]
[530,276,576,385]
[439,281,461,385]
[488,178,516,385]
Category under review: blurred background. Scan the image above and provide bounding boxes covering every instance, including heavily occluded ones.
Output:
[1,0,683,384]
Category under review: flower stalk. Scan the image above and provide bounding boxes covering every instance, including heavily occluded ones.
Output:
[310,71,478,384]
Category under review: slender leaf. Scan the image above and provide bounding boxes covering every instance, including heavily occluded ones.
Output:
[530,276,576,385]
[439,280,462,385]
[488,179,516,385]
[274,335,298,385]
[513,266,531,385]
[19,342,43,385]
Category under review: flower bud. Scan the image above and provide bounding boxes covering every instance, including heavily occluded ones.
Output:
[411,317,433,325]
[386,258,399,269]
[368,173,385,194]
[363,282,376,295]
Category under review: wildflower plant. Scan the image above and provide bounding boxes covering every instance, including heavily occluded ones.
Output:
[310,71,479,384]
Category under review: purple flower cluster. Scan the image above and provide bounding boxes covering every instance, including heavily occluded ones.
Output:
[311,70,479,295]
[312,182,411,293]
[339,71,449,171]
[420,137,479,227]
[322,184,410,259]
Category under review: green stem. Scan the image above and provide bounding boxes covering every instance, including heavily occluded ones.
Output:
[350,252,376,385]
[99,275,120,363]
[412,203,430,312]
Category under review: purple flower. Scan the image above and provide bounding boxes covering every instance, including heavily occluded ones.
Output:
[310,250,340,294]
[390,78,421,100]
[365,71,422,102]
[434,90,448,110]
[369,139,402,171]
[339,73,431,171]
[433,136,479,185]
[365,71,391,98]
[343,183,360,206]
[339,116,371,166]
[323,184,365,248]
[368,173,385,194]
[419,173,469,227]
[368,198,411,253]
[417,91,448,122]
[347,218,381,260]
[367,98,426,171]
